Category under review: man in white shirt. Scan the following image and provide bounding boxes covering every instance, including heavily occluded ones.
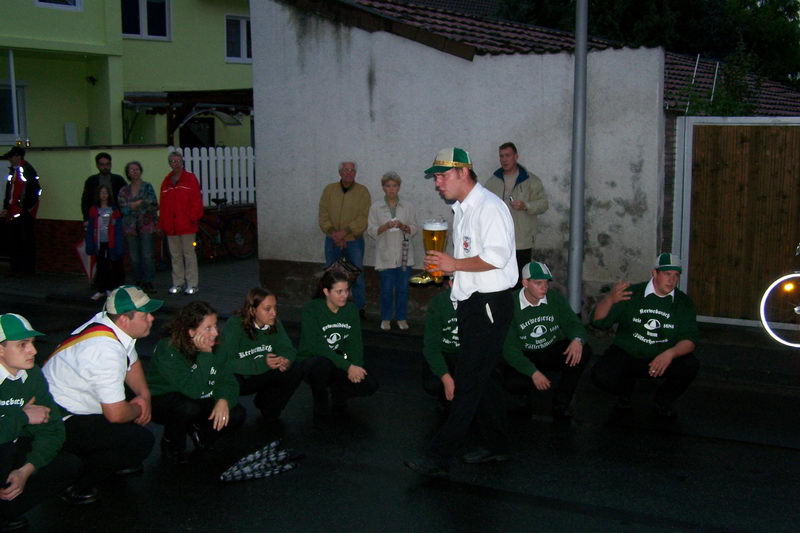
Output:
[43,286,160,504]
[405,148,517,477]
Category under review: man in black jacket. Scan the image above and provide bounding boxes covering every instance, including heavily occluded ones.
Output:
[80,152,126,219]
[2,147,41,277]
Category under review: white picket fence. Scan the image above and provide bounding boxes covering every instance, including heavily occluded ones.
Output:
[168,146,256,206]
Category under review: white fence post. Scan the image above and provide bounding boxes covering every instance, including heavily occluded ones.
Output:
[167,145,256,206]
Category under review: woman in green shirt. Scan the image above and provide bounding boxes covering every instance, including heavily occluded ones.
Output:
[149,301,245,463]
[298,271,378,417]
[218,288,303,425]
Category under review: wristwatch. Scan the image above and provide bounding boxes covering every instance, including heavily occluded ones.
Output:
[573,337,584,345]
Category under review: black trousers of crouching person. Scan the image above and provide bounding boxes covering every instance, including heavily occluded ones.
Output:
[502,338,593,410]
[151,394,246,451]
[0,439,81,521]
[63,414,154,491]
[236,361,304,423]
[426,289,513,467]
[591,344,700,407]
[302,356,379,410]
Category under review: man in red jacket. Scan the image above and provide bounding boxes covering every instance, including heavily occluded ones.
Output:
[159,152,203,295]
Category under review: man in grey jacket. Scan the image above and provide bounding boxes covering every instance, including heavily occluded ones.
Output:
[484,142,548,286]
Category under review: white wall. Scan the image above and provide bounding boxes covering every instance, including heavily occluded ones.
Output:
[252,1,665,285]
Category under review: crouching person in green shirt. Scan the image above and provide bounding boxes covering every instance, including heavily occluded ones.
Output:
[590,254,700,419]
[422,280,460,405]
[148,302,245,463]
[0,314,80,532]
[503,262,592,421]
[218,288,303,427]
[298,271,378,418]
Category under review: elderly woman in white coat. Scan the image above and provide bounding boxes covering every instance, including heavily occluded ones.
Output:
[367,172,418,331]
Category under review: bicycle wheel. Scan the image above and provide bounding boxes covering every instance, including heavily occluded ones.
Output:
[221,217,257,259]
[759,273,800,348]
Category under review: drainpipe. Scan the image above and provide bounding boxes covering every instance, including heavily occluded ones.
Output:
[7,49,19,140]
[567,0,588,313]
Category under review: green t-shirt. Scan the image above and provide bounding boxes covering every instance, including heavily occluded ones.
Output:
[0,365,65,469]
[148,339,239,406]
[218,316,297,376]
[591,281,699,359]
[503,288,587,376]
[298,299,363,369]
[423,289,460,377]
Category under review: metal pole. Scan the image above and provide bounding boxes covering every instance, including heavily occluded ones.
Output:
[7,49,19,140]
[567,0,588,313]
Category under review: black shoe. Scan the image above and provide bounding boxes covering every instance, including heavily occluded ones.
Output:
[0,517,28,532]
[654,403,677,419]
[115,463,144,476]
[60,485,98,505]
[461,447,511,464]
[161,438,190,464]
[614,397,633,411]
[552,405,574,422]
[404,456,449,477]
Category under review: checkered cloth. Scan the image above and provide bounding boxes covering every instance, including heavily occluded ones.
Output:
[219,440,302,482]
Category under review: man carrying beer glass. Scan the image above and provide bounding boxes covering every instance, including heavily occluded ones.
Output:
[405,147,518,477]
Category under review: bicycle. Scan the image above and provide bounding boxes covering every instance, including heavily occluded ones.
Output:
[194,197,257,260]
[759,243,800,347]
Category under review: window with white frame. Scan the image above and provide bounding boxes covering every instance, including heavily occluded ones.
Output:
[35,0,82,10]
[225,16,251,63]
[0,85,28,145]
[122,0,170,40]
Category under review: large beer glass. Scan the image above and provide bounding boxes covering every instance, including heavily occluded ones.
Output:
[423,219,448,283]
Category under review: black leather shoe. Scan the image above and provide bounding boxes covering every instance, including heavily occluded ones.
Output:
[404,456,449,477]
[461,447,511,464]
[115,463,144,476]
[654,403,677,419]
[0,516,28,532]
[551,405,574,422]
[60,485,98,505]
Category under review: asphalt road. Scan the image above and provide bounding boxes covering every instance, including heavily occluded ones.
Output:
[10,296,800,533]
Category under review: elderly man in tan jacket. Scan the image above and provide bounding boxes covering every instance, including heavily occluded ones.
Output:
[319,161,372,316]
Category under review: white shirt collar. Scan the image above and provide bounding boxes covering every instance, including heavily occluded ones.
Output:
[518,287,547,309]
[454,181,485,212]
[73,311,136,350]
[644,278,675,300]
[0,364,28,384]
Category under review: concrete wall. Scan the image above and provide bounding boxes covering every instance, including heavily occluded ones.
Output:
[252,1,665,286]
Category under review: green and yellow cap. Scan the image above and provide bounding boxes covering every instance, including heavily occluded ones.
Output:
[424,148,473,175]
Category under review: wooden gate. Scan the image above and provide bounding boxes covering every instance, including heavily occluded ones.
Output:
[684,122,800,320]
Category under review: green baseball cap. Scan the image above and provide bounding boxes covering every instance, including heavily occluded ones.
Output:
[0,313,44,342]
[424,147,473,175]
[654,253,682,273]
[522,261,553,280]
[105,285,163,314]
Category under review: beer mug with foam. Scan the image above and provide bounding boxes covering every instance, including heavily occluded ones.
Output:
[423,219,448,283]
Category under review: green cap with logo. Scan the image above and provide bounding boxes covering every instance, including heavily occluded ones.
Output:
[105,285,164,314]
[424,147,473,175]
[522,261,553,280]
[0,313,44,342]
[654,253,682,273]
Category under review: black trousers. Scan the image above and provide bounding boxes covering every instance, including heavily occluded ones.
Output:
[6,215,36,274]
[63,414,154,491]
[151,393,246,451]
[422,352,458,402]
[93,243,125,292]
[427,289,513,465]
[591,344,700,407]
[514,249,531,289]
[0,439,81,521]
[236,362,304,422]
[302,356,379,406]
[502,338,593,409]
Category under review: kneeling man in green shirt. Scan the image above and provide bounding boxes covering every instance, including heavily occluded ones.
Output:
[502,262,591,421]
[590,253,700,418]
